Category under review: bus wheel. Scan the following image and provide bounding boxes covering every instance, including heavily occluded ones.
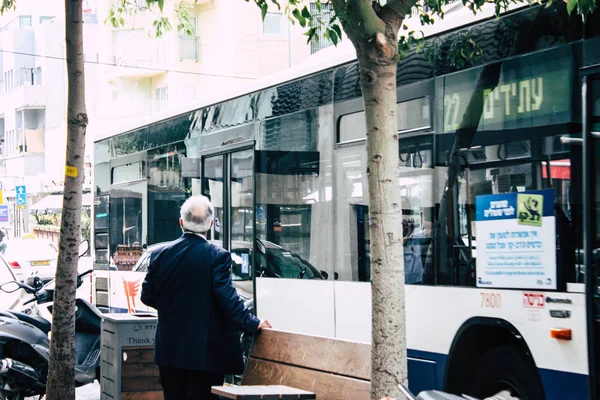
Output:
[468,345,545,400]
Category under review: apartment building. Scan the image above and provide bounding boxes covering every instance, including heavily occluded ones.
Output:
[0,0,324,237]
[90,0,314,133]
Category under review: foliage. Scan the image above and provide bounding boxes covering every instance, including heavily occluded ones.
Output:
[106,0,198,37]
[34,214,55,226]
[80,208,91,244]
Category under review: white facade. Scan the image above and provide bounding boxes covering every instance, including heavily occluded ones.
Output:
[88,0,313,141]
[0,0,315,236]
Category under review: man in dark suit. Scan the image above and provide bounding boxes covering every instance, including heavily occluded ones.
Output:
[141,195,271,400]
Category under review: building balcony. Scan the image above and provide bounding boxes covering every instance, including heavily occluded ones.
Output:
[0,152,45,179]
[0,85,47,113]
[108,34,168,79]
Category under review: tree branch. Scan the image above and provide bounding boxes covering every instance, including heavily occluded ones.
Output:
[346,0,386,41]
[379,0,418,32]
[383,0,417,20]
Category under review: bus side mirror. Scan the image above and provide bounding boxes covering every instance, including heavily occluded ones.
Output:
[78,240,89,258]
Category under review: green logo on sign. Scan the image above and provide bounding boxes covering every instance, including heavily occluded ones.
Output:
[518,194,543,226]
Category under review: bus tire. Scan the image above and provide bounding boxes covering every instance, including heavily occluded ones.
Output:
[468,345,545,400]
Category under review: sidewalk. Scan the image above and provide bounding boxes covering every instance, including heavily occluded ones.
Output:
[25,382,100,400]
[76,382,100,400]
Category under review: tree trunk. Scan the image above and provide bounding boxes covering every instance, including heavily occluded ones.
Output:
[357,44,407,399]
[45,0,87,399]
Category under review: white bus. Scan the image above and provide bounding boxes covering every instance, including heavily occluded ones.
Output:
[91,3,600,399]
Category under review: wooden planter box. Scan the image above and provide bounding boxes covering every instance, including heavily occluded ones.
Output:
[100,314,163,400]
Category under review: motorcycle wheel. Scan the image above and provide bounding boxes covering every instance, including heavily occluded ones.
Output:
[0,391,23,400]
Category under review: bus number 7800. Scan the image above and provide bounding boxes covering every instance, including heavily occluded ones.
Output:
[481,292,502,308]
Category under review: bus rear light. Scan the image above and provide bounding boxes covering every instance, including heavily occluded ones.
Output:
[8,262,20,269]
[550,328,572,340]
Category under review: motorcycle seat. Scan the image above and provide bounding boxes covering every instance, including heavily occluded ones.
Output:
[0,310,17,320]
[10,311,51,334]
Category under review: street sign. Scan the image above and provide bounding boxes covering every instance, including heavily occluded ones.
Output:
[16,185,27,210]
[0,205,7,222]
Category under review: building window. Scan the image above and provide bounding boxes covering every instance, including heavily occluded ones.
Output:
[155,86,168,112]
[20,68,34,86]
[111,161,146,185]
[263,13,282,34]
[338,97,431,144]
[19,16,32,28]
[35,67,42,85]
[309,3,333,54]
[39,16,54,24]
[179,16,198,60]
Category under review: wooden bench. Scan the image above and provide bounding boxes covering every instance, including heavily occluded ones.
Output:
[212,329,371,400]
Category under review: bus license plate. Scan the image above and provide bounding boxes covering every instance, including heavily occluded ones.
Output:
[32,260,50,266]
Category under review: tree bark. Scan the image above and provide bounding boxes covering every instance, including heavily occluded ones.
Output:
[355,31,407,400]
[45,0,87,399]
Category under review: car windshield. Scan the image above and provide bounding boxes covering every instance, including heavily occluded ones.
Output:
[3,239,58,259]
[262,248,319,279]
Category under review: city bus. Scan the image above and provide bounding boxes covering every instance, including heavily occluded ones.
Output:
[91,2,600,399]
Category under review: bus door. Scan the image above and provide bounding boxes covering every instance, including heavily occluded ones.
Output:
[583,72,600,399]
[201,146,255,301]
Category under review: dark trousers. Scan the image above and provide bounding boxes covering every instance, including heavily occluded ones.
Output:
[159,366,225,400]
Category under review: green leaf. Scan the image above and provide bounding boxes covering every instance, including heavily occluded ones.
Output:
[292,8,306,27]
[329,28,338,46]
[332,24,342,40]
[304,27,317,37]
[271,0,281,10]
[566,0,576,15]
[315,1,322,12]
[301,6,311,19]
[260,2,268,20]
[158,0,164,12]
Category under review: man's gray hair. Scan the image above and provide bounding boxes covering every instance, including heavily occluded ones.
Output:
[180,195,214,233]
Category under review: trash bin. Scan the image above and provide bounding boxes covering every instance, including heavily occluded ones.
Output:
[100,313,162,400]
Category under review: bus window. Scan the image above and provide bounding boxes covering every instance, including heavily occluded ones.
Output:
[203,156,225,242]
[336,132,434,284]
[256,108,335,280]
[147,144,190,246]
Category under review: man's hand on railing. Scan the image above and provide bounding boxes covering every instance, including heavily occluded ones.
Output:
[258,320,272,330]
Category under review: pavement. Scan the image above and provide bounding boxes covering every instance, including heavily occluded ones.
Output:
[76,382,101,400]
[25,381,101,399]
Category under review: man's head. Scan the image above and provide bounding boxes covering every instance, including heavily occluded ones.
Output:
[179,195,214,234]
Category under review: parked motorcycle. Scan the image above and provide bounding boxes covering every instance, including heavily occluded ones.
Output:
[0,242,102,399]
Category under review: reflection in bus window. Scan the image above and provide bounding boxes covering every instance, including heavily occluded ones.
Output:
[203,156,224,242]
[148,144,189,246]
[430,45,584,288]
[337,133,434,284]
[109,187,144,270]
[256,107,336,280]
[231,151,254,245]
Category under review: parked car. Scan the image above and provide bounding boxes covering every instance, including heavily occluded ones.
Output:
[0,254,25,309]
[1,238,58,282]
[132,239,330,281]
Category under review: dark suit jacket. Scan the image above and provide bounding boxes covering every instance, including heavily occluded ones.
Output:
[141,233,260,374]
